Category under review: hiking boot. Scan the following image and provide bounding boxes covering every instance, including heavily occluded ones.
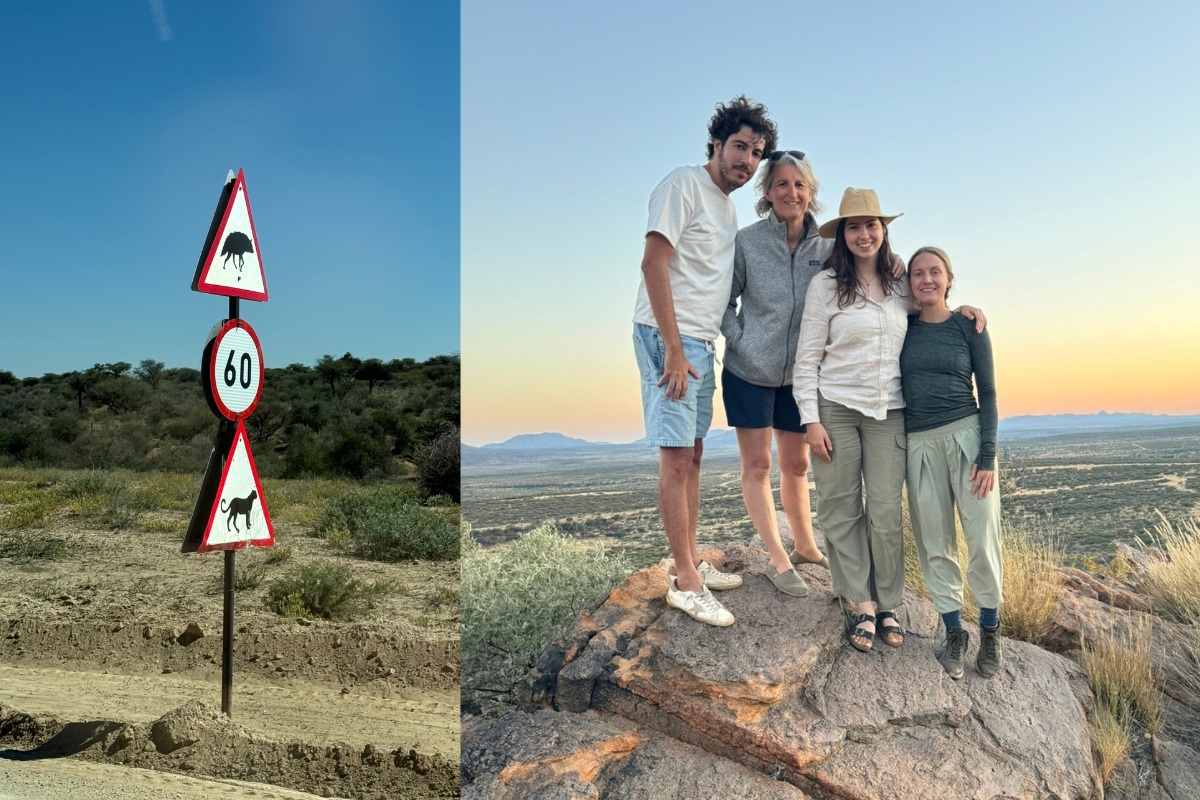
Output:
[666,580,734,627]
[697,559,742,590]
[978,624,1003,678]
[766,563,809,597]
[938,626,969,680]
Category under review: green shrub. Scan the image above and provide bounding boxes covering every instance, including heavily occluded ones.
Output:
[235,558,267,590]
[317,488,457,561]
[266,561,392,620]
[0,531,72,560]
[58,470,123,498]
[264,545,293,565]
[461,522,631,714]
[0,485,64,529]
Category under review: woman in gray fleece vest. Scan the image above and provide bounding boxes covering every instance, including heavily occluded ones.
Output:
[720,152,832,597]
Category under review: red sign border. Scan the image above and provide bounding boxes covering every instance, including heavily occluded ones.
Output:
[198,420,275,553]
[195,169,268,302]
[207,318,265,422]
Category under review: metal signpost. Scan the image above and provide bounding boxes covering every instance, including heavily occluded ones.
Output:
[183,170,274,717]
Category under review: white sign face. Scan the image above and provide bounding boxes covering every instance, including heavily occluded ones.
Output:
[200,422,274,551]
[209,320,264,420]
[193,169,268,301]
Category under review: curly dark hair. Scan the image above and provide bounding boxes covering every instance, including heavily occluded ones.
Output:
[706,95,777,160]
[826,219,901,309]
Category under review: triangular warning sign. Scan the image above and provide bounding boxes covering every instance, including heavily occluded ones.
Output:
[192,169,268,302]
[198,421,274,552]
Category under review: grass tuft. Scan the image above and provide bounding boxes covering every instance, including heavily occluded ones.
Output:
[0,530,72,560]
[1082,616,1162,731]
[1138,512,1200,625]
[264,545,293,565]
[1089,702,1130,786]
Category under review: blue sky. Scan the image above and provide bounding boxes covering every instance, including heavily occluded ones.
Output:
[0,1,459,378]
[462,0,1200,445]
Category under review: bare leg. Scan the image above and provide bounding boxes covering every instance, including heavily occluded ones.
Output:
[685,437,703,568]
[776,430,821,562]
[735,427,792,573]
[661,445,702,592]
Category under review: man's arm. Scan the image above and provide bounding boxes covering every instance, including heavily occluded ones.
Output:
[642,232,697,401]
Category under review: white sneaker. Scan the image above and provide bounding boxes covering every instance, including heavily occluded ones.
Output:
[666,580,735,627]
[697,559,742,590]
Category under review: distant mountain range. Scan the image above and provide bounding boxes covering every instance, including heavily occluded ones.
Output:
[466,412,1200,453]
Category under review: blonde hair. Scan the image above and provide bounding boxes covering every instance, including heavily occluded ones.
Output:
[908,246,954,301]
[754,153,824,218]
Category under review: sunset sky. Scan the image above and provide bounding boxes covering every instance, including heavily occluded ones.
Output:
[462,0,1200,446]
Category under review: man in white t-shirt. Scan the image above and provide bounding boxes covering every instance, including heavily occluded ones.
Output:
[632,96,777,626]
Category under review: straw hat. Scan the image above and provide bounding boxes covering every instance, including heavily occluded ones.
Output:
[817,188,903,238]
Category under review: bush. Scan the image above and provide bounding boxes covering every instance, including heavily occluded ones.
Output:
[416,427,459,501]
[266,561,392,620]
[58,470,123,498]
[317,488,457,561]
[461,522,631,715]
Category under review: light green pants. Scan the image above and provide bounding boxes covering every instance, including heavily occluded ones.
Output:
[906,415,1003,613]
[810,395,907,609]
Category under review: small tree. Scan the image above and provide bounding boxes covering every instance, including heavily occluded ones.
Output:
[416,426,459,502]
[134,359,166,391]
[67,368,102,411]
[90,377,151,414]
[355,358,390,393]
[0,370,17,386]
[98,361,132,378]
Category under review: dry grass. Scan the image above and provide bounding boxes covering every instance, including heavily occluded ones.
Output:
[903,495,1062,644]
[1082,617,1162,734]
[1089,703,1130,785]
[1138,512,1200,625]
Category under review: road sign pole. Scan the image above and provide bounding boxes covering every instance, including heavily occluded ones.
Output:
[221,294,239,718]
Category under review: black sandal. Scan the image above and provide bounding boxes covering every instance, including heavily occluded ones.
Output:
[845,612,876,653]
[876,610,905,648]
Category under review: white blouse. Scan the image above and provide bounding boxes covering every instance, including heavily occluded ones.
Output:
[792,270,912,424]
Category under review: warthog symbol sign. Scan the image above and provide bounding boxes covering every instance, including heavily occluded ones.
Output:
[221,231,254,272]
[220,490,258,533]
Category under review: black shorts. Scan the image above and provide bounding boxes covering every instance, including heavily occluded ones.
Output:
[721,367,805,433]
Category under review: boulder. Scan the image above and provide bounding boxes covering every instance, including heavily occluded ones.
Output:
[462,709,808,799]
[500,544,1102,799]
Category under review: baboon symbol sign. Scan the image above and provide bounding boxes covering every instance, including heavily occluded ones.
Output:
[221,490,258,533]
[221,232,255,272]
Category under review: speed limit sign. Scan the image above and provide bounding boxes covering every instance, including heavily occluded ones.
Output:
[202,319,264,421]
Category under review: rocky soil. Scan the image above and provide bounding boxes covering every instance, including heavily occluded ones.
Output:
[0,510,459,799]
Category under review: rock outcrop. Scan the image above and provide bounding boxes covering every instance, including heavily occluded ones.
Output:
[464,520,1200,799]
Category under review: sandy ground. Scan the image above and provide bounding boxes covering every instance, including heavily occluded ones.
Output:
[0,758,347,800]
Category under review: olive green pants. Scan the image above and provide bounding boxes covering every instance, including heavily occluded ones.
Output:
[906,415,1003,613]
[810,395,907,609]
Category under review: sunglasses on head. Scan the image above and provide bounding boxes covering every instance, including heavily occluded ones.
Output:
[767,150,806,162]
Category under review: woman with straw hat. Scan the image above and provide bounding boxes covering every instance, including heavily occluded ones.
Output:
[792,188,962,652]
[793,188,907,651]
[901,246,1003,679]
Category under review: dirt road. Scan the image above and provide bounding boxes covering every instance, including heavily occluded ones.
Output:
[0,758,346,800]
[0,664,458,757]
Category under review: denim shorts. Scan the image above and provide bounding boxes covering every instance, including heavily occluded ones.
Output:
[633,323,715,447]
[721,367,805,433]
